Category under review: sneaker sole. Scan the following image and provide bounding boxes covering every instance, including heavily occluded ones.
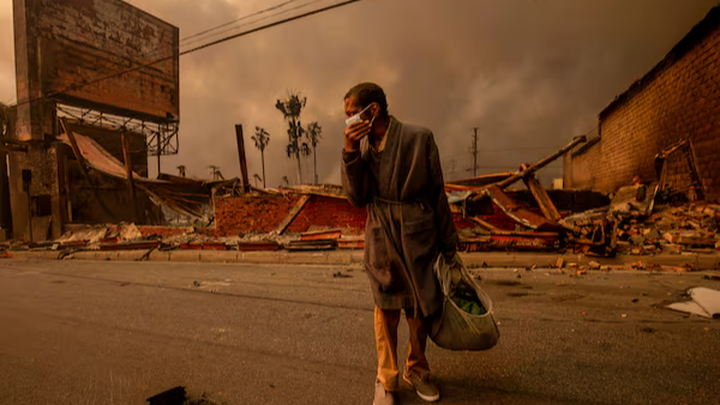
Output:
[403,375,440,402]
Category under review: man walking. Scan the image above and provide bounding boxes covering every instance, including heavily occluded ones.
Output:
[341,83,459,405]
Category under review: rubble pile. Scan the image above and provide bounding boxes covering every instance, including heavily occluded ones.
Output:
[562,186,719,257]
[622,203,719,255]
[1,137,716,264]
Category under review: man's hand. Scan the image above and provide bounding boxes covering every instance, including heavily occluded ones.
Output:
[444,250,461,285]
[344,120,371,152]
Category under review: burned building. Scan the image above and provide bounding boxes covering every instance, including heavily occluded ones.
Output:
[3,0,180,241]
[564,6,720,202]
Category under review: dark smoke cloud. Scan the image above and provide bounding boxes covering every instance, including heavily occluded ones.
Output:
[0,0,716,187]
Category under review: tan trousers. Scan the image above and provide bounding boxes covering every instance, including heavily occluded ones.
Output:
[374,307,431,391]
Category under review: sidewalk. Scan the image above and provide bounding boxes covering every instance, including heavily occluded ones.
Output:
[6,248,720,270]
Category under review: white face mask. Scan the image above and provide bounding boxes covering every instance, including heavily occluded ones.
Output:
[345,104,373,127]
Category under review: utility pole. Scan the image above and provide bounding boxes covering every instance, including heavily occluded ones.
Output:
[471,127,478,178]
[235,124,250,191]
[209,165,220,180]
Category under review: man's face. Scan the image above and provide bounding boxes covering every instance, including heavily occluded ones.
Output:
[344,96,375,121]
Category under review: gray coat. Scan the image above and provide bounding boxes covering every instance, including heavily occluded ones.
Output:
[341,117,459,317]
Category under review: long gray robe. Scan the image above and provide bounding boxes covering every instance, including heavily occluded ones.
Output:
[341,117,459,317]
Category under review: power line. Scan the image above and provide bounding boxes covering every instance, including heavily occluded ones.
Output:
[179,0,329,48]
[179,0,301,44]
[442,146,564,161]
[133,0,317,69]
[181,0,359,54]
[11,0,362,109]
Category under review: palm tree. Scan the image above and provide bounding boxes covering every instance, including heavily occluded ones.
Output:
[252,127,270,188]
[253,173,262,188]
[275,92,307,184]
[306,122,322,184]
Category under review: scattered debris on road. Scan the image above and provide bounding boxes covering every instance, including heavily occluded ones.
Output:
[666,287,720,318]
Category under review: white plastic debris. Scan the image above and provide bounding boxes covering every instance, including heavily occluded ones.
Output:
[667,287,720,319]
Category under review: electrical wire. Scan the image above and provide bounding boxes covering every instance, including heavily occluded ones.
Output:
[115,0,320,70]
[179,0,328,48]
[179,0,300,44]
[180,0,358,55]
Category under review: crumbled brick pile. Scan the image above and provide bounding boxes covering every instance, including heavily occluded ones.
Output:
[619,203,719,255]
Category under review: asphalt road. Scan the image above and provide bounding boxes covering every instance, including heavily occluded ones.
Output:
[0,260,718,405]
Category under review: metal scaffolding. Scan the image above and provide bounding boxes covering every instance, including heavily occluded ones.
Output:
[56,104,179,172]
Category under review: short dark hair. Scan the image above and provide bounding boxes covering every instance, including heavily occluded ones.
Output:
[344,82,388,117]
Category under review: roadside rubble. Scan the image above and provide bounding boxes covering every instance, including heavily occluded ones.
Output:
[561,185,719,258]
[0,222,332,254]
[1,136,717,271]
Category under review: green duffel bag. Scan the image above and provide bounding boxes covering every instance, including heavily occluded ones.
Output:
[429,254,500,351]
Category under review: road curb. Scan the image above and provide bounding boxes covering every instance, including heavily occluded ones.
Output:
[4,249,719,269]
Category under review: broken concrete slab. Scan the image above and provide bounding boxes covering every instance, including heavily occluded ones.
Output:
[609,182,658,216]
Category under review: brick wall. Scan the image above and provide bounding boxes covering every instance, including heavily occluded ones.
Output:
[17,0,179,121]
[214,194,301,235]
[287,196,367,234]
[214,193,528,236]
[214,194,367,235]
[9,0,178,240]
[8,143,65,240]
[567,8,720,201]
[566,140,604,190]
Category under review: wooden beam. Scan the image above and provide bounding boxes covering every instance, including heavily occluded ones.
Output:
[521,164,561,222]
[494,136,587,190]
[275,194,311,235]
[685,141,705,201]
[121,132,140,223]
[483,185,559,231]
[0,143,28,153]
[468,216,500,231]
[59,119,115,218]
[235,124,250,192]
[654,138,705,201]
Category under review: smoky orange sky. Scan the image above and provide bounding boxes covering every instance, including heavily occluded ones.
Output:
[0,0,716,187]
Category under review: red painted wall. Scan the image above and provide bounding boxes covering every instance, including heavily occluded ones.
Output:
[214,194,301,235]
[214,194,526,236]
[287,196,367,234]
